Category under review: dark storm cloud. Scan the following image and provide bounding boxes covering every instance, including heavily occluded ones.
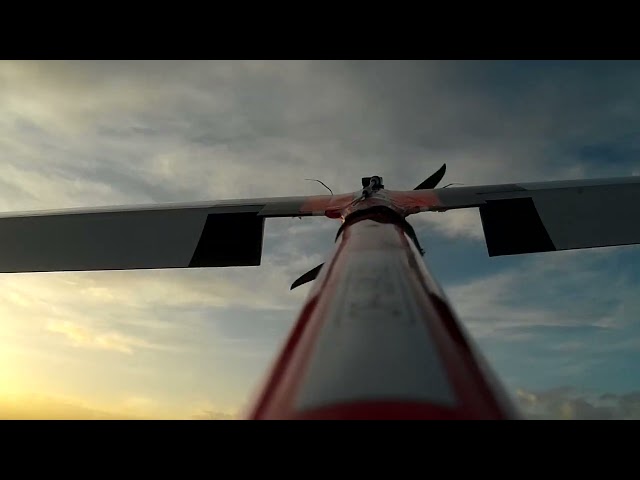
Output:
[4,60,640,210]
[330,60,640,183]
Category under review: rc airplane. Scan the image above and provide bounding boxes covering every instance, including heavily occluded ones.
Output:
[1,164,639,420]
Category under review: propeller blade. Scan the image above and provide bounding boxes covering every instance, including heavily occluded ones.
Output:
[290,263,324,290]
[414,163,447,190]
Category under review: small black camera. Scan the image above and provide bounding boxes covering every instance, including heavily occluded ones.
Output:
[361,176,384,189]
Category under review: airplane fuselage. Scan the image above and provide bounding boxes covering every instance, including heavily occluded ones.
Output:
[246,204,520,419]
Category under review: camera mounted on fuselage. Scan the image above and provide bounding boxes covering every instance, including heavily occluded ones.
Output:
[361,176,385,190]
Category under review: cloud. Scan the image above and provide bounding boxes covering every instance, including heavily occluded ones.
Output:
[0,393,142,420]
[444,247,640,339]
[0,392,238,419]
[3,61,640,231]
[46,320,157,354]
[11,386,640,420]
[5,60,639,215]
[413,209,485,241]
[516,387,640,420]
[191,411,238,420]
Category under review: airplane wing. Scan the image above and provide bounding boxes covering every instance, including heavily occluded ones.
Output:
[417,176,640,256]
[2,174,639,272]
[0,194,344,273]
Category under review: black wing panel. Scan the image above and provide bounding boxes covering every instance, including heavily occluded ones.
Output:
[479,198,556,256]
[188,212,265,268]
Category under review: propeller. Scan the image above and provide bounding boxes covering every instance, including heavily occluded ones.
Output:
[290,164,447,290]
[413,163,446,190]
[290,263,324,290]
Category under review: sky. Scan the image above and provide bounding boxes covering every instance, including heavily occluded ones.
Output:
[1,60,640,420]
